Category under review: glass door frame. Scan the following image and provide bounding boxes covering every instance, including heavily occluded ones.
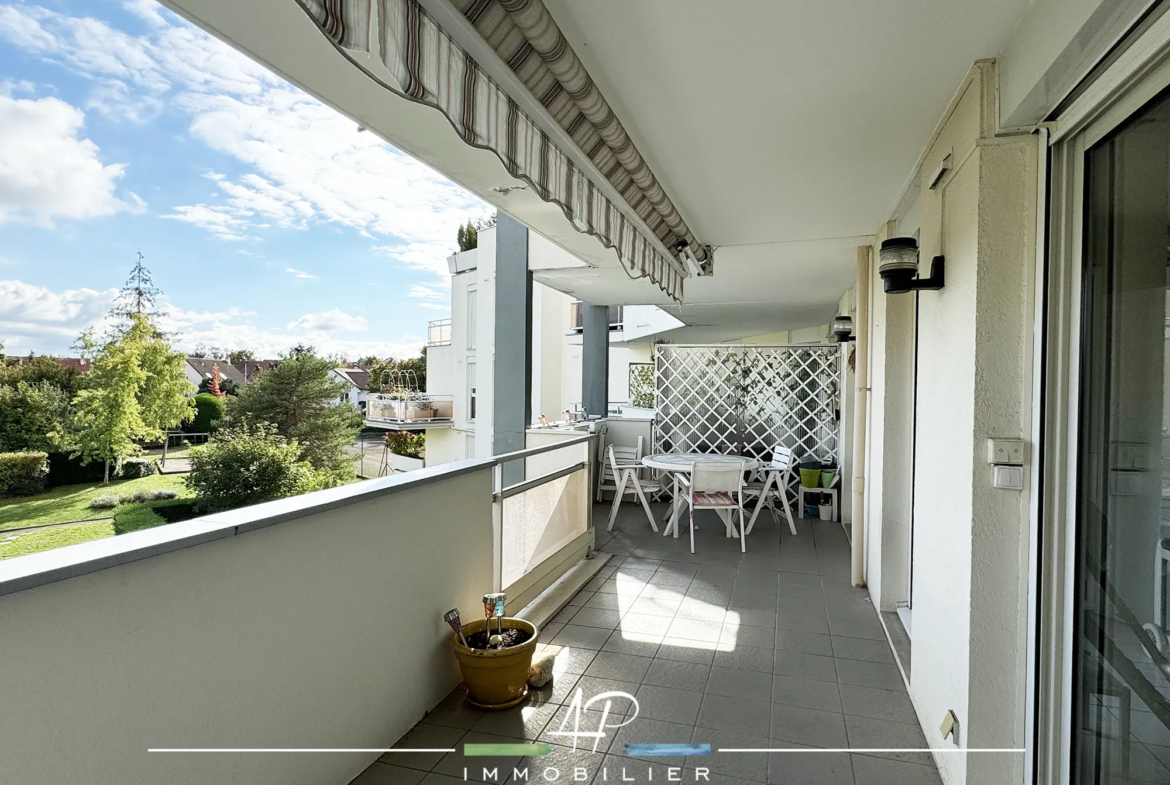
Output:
[1038,17,1170,784]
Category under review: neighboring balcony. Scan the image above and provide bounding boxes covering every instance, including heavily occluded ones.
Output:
[365,392,455,430]
[568,302,623,333]
[427,319,452,347]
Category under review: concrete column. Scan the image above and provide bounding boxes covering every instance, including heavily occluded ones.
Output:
[581,304,609,418]
[492,213,532,486]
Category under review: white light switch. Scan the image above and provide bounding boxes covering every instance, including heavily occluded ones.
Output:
[993,465,1024,490]
[988,438,1027,465]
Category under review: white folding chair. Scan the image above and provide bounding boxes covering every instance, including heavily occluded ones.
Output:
[743,445,798,536]
[597,435,643,501]
[684,462,746,554]
[605,444,662,532]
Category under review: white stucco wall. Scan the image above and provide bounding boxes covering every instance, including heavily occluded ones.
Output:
[0,467,494,785]
[865,63,1037,785]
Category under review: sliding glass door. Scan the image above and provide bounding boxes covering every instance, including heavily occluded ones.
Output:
[1074,88,1170,784]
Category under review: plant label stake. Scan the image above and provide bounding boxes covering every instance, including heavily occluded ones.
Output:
[444,608,467,647]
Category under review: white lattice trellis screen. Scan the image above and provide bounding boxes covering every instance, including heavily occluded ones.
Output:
[653,345,843,471]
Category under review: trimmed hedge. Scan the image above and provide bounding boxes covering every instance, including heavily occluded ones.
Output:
[118,458,156,480]
[188,392,226,433]
[45,451,105,487]
[0,451,49,497]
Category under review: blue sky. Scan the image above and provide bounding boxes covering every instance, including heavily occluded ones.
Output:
[0,0,487,359]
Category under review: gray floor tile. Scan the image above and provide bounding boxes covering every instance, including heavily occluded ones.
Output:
[728,593,780,611]
[844,715,933,766]
[384,723,464,771]
[602,632,662,658]
[650,571,694,588]
[421,689,485,730]
[829,616,885,641]
[776,610,831,635]
[619,612,674,636]
[419,774,466,785]
[775,571,825,588]
[713,645,776,673]
[571,608,623,630]
[721,623,776,649]
[551,606,580,625]
[697,692,772,736]
[351,762,427,785]
[584,652,654,682]
[771,674,843,714]
[773,650,838,684]
[470,700,560,740]
[775,629,834,657]
[677,598,729,623]
[634,683,704,725]
[629,596,683,617]
[656,639,718,664]
[583,593,623,611]
[766,744,855,785]
[850,754,943,784]
[835,659,904,692]
[769,703,848,748]
[727,607,776,629]
[567,591,596,607]
[644,658,713,691]
[668,618,725,643]
[830,636,894,664]
[687,586,734,604]
[838,684,917,724]
[574,675,643,700]
[544,644,598,676]
[706,665,773,700]
[552,625,614,651]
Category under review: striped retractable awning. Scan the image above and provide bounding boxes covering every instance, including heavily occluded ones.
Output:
[299,0,689,302]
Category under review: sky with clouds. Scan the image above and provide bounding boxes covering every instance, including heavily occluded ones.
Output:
[0,0,488,359]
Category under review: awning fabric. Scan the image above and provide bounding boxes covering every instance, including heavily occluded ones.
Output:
[300,0,685,301]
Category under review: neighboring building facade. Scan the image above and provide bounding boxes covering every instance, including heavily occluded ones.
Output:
[329,367,370,414]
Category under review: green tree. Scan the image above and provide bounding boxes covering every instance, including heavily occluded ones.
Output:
[228,349,255,365]
[186,424,326,512]
[0,355,84,397]
[225,348,361,479]
[72,314,195,482]
[189,392,227,433]
[0,381,75,453]
[71,328,98,361]
[457,221,478,251]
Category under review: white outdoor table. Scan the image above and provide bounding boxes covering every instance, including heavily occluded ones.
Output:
[641,453,759,539]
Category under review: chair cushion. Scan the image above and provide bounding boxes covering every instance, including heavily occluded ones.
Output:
[692,491,737,507]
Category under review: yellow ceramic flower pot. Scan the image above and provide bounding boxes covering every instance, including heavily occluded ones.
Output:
[451,618,539,710]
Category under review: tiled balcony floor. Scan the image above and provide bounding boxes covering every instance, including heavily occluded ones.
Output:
[353,503,942,785]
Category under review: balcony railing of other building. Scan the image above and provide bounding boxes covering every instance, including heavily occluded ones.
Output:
[365,392,455,430]
[427,318,452,346]
[0,434,595,785]
[568,302,623,333]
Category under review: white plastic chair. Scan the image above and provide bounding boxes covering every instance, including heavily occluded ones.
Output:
[684,462,746,554]
[597,435,643,501]
[743,445,798,536]
[605,444,662,532]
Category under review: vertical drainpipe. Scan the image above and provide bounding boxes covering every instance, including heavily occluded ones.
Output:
[851,245,870,588]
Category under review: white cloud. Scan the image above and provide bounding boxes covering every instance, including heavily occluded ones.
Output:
[0,279,117,337]
[287,309,367,333]
[0,279,422,359]
[408,284,446,302]
[285,267,316,280]
[161,203,249,240]
[0,94,142,225]
[417,302,448,311]
[122,0,167,27]
[0,3,488,279]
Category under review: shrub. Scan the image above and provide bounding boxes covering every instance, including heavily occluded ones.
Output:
[0,452,49,497]
[383,430,425,459]
[188,392,227,433]
[45,451,105,487]
[129,488,178,503]
[89,495,121,510]
[185,424,331,513]
[118,458,156,479]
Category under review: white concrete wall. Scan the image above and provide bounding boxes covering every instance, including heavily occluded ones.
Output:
[0,467,494,785]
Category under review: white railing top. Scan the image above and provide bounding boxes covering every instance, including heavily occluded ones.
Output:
[0,433,596,598]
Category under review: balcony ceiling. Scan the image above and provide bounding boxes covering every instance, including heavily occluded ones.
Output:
[164,0,1031,340]
[542,0,1030,247]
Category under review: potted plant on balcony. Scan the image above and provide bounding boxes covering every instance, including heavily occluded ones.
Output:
[444,596,539,710]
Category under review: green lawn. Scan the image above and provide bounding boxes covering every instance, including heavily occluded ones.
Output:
[0,474,192,532]
[0,521,116,561]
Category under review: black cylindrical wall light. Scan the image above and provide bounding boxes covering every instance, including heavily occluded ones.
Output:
[878,237,945,294]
